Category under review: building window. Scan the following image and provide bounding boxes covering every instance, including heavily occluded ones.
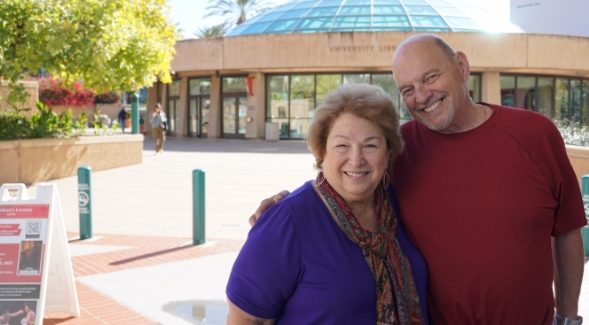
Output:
[467,74,481,103]
[223,77,247,94]
[166,79,181,135]
[267,72,482,138]
[500,74,589,124]
[343,74,370,84]
[555,78,570,120]
[316,74,342,106]
[537,77,554,117]
[500,75,515,107]
[571,79,583,124]
[582,82,589,124]
[289,75,315,139]
[267,76,290,138]
[372,73,409,123]
[515,76,536,110]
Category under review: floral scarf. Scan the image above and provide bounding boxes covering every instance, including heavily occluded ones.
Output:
[317,174,424,325]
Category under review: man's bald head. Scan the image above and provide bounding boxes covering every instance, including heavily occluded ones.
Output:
[393,34,456,66]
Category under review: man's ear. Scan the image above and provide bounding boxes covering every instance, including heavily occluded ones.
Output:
[455,51,471,82]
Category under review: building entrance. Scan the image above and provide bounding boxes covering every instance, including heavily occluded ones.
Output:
[222,95,247,139]
[189,96,209,138]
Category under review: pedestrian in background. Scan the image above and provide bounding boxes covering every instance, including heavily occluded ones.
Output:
[118,106,126,133]
[150,103,167,155]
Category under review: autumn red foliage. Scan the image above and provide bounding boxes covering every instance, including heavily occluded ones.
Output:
[38,77,96,106]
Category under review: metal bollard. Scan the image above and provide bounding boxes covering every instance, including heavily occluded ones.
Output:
[78,166,93,239]
[131,92,139,134]
[193,169,206,245]
[582,175,589,256]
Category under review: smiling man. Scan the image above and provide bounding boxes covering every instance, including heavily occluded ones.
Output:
[390,34,585,325]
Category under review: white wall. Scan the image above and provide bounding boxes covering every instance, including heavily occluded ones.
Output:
[511,0,589,37]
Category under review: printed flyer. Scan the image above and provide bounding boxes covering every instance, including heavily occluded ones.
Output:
[0,205,49,325]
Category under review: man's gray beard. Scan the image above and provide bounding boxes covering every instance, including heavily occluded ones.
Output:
[422,107,455,132]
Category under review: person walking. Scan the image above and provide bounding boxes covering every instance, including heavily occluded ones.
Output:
[118,106,127,133]
[149,103,167,155]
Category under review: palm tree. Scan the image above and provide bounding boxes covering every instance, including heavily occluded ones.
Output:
[205,0,273,27]
[194,23,229,38]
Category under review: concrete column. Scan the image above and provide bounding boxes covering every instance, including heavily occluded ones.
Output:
[246,72,266,139]
[208,74,221,139]
[145,83,158,134]
[481,71,501,105]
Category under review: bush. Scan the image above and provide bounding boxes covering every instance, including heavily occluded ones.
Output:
[0,102,88,140]
[39,78,95,106]
[95,91,122,104]
[553,119,589,147]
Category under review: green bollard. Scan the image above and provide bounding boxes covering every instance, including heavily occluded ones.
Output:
[78,166,93,239]
[131,92,139,134]
[193,169,206,245]
[582,176,589,256]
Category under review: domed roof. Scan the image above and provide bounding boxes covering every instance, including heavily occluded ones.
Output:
[226,0,524,36]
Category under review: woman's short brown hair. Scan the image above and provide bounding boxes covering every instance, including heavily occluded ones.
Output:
[307,83,404,169]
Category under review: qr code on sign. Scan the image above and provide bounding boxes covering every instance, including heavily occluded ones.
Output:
[26,221,41,236]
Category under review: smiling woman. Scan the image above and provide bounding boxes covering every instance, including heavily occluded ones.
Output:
[226,83,430,325]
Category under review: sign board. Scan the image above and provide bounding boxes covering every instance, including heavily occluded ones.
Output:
[0,183,79,324]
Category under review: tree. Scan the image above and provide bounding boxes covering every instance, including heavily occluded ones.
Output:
[0,0,180,94]
[205,0,273,27]
[194,23,229,38]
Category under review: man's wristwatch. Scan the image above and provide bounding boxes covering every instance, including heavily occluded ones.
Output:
[554,311,583,325]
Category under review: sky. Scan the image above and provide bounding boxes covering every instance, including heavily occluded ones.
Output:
[170,0,511,39]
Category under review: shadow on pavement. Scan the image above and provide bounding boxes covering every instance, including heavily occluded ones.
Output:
[142,137,311,154]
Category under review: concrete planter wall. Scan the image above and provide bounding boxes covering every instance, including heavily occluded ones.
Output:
[0,81,39,115]
[0,135,143,185]
[566,145,589,183]
[51,103,121,123]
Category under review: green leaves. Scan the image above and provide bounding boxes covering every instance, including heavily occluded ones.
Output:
[0,0,179,93]
[204,0,273,27]
[194,23,229,39]
[0,102,87,140]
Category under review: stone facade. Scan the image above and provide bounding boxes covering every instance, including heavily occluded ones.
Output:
[150,32,589,140]
[566,145,589,184]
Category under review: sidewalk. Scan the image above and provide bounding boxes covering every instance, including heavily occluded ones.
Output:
[15,137,589,324]
[36,137,316,324]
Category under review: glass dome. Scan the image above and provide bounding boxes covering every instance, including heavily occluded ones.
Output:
[226,0,524,36]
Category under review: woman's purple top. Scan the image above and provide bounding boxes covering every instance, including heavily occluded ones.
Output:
[227,181,429,324]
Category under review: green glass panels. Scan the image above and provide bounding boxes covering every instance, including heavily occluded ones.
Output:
[226,0,502,36]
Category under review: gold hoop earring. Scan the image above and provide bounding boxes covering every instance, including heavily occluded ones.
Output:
[382,169,389,190]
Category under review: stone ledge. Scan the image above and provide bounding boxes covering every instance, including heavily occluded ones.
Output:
[0,135,143,185]
[566,145,589,184]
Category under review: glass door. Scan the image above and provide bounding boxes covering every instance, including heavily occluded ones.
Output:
[200,97,209,137]
[238,97,247,135]
[188,78,211,138]
[167,98,179,136]
[188,96,209,137]
[189,98,198,137]
[222,95,247,138]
